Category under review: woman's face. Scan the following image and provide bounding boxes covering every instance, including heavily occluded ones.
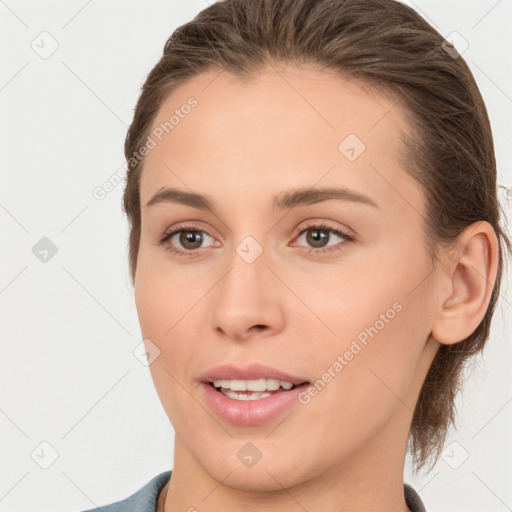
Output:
[135,64,441,489]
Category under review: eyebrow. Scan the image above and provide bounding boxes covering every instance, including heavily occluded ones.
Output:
[145,186,378,212]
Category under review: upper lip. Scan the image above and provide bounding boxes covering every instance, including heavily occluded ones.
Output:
[200,363,309,385]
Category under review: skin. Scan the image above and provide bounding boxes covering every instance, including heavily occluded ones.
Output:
[133,63,499,512]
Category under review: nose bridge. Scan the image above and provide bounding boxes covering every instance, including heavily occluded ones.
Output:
[210,233,284,339]
[219,234,270,310]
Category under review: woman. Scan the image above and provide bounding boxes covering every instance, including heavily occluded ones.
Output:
[82,0,510,510]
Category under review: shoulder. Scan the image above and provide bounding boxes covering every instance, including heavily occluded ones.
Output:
[404,482,427,512]
[78,470,172,512]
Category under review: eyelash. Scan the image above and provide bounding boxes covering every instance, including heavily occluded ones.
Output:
[157,221,355,258]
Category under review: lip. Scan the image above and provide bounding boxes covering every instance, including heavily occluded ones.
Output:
[199,363,310,426]
[199,363,309,385]
[201,381,311,426]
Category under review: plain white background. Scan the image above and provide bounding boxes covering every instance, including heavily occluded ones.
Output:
[1,1,511,511]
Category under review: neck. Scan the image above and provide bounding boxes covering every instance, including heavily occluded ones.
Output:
[157,480,168,512]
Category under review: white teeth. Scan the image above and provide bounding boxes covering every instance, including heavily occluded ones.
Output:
[264,379,280,390]
[212,378,295,391]
[220,389,272,400]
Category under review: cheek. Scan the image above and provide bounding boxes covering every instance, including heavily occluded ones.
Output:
[297,245,433,413]
[294,248,423,350]
[134,260,204,427]
[291,297,428,466]
[134,242,206,336]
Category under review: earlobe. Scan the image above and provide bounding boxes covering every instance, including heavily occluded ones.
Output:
[430,221,499,345]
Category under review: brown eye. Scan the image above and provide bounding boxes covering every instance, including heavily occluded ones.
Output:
[157,224,218,257]
[295,223,354,253]
[178,230,204,250]
[304,228,330,248]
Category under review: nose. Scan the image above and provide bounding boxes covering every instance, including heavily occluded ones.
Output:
[211,245,286,342]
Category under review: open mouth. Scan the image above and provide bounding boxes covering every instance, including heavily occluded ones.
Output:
[209,380,310,401]
[201,376,312,425]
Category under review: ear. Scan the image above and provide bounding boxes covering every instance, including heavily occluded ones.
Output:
[430,221,500,345]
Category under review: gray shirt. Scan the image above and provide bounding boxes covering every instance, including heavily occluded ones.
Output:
[80,470,427,512]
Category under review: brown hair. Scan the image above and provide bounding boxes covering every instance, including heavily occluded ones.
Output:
[123,0,510,473]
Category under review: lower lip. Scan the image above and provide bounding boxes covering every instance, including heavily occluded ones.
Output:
[201,382,310,426]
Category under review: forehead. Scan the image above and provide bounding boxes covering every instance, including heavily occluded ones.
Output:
[139,64,419,216]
